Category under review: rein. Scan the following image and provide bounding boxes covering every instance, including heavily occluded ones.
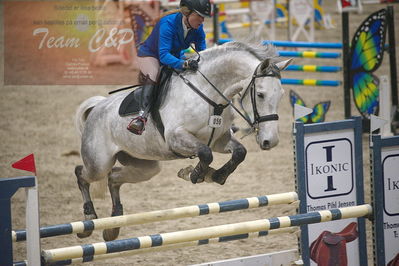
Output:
[175,61,280,146]
[173,69,229,146]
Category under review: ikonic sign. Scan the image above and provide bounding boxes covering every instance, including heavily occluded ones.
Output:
[295,119,367,266]
[306,139,353,199]
[382,154,399,216]
[375,137,399,265]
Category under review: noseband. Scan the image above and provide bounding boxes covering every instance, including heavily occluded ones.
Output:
[240,62,281,129]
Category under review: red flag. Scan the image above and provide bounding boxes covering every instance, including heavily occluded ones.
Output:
[341,0,352,7]
[12,154,36,175]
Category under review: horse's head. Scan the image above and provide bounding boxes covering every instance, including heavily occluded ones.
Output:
[240,58,292,150]
[194,42,291,150]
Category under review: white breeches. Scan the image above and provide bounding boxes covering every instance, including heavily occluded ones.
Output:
[137,56,160,82]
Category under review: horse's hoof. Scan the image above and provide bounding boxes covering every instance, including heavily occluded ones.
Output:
[190,173,204,184]
[190,174,198,184]
[190,166,206,184]
[77,231,93,238]
[103,228,120,241]
[212,171,228,185]
[177,165,194,181]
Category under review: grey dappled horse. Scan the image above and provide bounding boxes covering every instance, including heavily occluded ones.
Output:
[74,42,291,241]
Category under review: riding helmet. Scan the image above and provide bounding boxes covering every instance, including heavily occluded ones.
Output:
[180,0,212,17]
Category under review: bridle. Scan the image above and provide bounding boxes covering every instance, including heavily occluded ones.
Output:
[175,47,281,146]
[239,62,281,130]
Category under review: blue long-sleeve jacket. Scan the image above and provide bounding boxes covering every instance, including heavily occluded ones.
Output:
[137,12,206,69]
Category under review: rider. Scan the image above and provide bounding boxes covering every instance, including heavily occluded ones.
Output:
[127,0,211,135]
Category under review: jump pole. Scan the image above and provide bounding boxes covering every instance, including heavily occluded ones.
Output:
[263,40,343,49]
[47,228,298,265]
[220,39,343,49]
[41,204,372,263]
[282,79,341,87]
[285,65,341,72]
[278,50,341,58]
[13,192,298,242]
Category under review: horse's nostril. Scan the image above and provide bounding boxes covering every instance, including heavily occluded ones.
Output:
[262,140,270,150]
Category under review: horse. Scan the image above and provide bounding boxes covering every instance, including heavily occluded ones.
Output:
[74,41,292,241]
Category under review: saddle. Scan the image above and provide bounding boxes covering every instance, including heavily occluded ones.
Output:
[118,66,174,137]
[310,222,358,266]
[388,253,399,266]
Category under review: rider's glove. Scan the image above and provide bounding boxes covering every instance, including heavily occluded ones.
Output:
[183,59,199,71]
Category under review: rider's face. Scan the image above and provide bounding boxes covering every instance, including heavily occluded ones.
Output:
[187,12,204,29]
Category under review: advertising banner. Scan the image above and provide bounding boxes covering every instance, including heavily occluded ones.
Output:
[4,0,159,85]
[372,135,399,266]
[295,117,368,266]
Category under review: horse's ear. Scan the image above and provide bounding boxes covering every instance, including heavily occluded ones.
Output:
[276,58,293,71]
[260,59,271,72]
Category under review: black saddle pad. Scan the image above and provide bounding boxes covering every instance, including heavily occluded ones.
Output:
[119,87,143,117]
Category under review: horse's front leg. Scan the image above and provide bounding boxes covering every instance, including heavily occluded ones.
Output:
[168,127,213,184]
[190,145,214,183]
[212,131,247,185]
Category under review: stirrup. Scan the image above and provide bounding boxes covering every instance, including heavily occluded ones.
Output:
[127,116,147,135]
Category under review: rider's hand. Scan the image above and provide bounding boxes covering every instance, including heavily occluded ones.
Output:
[183,59,199,71]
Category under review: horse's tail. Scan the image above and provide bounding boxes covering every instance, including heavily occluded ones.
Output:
[75,96,106,137]
[75,96,107,199]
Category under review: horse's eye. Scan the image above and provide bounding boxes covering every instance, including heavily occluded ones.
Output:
[257,92,265,99]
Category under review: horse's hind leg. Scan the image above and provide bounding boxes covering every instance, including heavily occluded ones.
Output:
[212,132,247,185]
[102,167,123,241]
[103,151,161,241]
[75,148,116,238]
[75,165,98,238]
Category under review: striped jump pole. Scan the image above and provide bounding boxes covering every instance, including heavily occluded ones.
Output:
[278,50,341,59]
[282,79,341,87]
[41,204,372,263]
[263,41,343,49]
[285,65,341,72]
[217,39,341,49]
[220,40,387,50]
[13,192,298,242]
[202,49,341,59]
[46,228,298,265]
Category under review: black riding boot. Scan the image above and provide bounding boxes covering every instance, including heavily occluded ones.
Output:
[127,78,156,135]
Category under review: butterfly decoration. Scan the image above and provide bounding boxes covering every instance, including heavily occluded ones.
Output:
[349,8,387,120]
[127,5,155,47]
[289,90,330,124]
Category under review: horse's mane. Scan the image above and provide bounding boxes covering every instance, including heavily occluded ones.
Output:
[199,41,278,61]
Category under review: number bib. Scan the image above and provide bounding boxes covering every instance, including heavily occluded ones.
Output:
[208,115,223,128]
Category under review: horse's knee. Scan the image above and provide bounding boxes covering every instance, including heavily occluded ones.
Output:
[80,151,116,182]
[198,145,213,165]
[82,165,110,183]
[232,146,247,164]
[76,165,90,189]
[75,165,84,179]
